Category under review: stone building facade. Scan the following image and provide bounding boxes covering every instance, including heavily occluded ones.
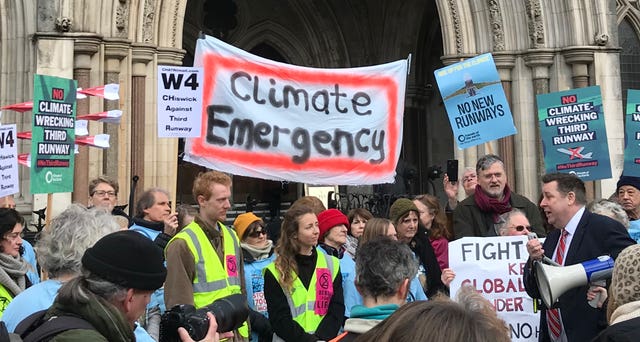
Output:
[1,0,638,217]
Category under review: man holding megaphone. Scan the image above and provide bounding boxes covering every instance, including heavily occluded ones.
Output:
[523,173,635,342]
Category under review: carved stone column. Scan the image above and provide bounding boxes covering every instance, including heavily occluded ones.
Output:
[72,36,100,205]
[130,44,155,201]
[564,48,594,89]
[157,47,185,66]
[523,50,555,199]
[493,53,516,188]
[564,48,596,200]
[103,38,129,184]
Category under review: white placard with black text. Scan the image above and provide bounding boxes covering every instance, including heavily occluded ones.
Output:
[157,66,203,138]
[0,124,19,197]
[449,236,540,341]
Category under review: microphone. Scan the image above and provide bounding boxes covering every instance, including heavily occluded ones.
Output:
[527,232,560,266]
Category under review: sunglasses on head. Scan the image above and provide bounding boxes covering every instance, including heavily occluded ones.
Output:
[248,229,267,238]
[511,225,530,232]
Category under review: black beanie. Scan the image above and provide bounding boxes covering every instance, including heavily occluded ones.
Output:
[82,230,166,291]
[617,175,640,192]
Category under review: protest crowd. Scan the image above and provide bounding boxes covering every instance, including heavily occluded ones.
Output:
[0,151,637,342]
[3,1,640,341]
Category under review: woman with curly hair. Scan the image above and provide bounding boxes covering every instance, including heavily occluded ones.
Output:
[264,205,344,341]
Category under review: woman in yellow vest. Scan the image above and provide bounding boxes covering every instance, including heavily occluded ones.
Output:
[0,208,32,318]
[264,205,344,341]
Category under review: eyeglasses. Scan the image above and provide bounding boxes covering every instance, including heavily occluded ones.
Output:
[510,225,531,232]
[248,229,267,238]
[93,190,117,197]
[462,174,477,182]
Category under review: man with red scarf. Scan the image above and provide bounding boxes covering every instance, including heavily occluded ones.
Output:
[452,154,546,239]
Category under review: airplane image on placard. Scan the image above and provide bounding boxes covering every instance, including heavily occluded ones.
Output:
[557,147,593,160]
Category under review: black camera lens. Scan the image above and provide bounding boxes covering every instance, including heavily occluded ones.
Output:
[204,294,249,333]
[160,294,249,342]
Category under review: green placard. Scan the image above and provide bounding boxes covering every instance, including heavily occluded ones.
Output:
[536,85,611,181]
[29,75,77,194]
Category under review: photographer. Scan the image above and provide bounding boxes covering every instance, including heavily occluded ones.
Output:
[15,231,165,341]
[14,230,236,342]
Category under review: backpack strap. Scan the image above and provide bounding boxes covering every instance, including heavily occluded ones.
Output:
[14,309,48,336]
[15,309,97,342]
[0,321,10,342]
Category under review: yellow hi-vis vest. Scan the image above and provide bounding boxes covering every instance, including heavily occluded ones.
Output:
[0,284,13,319]
[169,221,248,337]
[264,249,340,333]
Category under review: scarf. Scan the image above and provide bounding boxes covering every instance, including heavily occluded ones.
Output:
[0,253,30,296]
[241,240,273,261]
[474,183,512,223]
[344,235,358,260]
[610,300,640,325]
[319,243,344,259]
[350,304,399,320]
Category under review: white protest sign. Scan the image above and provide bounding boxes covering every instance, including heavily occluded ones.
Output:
[157,66,203,138]
[0,124,19,197]
[449,236,540,341]
[184,35,408,185]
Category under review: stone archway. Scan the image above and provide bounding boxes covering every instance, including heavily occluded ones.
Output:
[178,0,451,202]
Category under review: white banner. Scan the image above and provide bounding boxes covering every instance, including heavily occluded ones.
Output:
[0,124,19,197]
[449,236,540,341]
[184,35,408,185]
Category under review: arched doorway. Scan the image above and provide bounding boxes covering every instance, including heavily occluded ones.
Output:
[177,0,450,221]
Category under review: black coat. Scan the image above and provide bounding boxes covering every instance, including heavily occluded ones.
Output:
[523,210,635,342]
[410,225,447,298]
[591,316,640,342]
[453,192,546,239]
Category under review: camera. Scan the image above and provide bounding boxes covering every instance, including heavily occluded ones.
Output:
[160,294,249,342]
[426,165,443,180]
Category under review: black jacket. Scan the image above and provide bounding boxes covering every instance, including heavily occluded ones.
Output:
[591,316,640,342]
[453,192,546,239]
[410,225,447,298]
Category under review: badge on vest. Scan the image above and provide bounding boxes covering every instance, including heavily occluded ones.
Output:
[226,255,238,277]
[314,267,333,315]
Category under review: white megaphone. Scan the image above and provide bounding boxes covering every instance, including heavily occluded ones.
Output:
[534,255,614,309]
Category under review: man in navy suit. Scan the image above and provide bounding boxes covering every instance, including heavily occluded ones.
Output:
[524,173,635,342]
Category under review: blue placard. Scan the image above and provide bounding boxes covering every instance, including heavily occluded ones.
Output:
[434,53,517,149]
[537,86,612,181]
